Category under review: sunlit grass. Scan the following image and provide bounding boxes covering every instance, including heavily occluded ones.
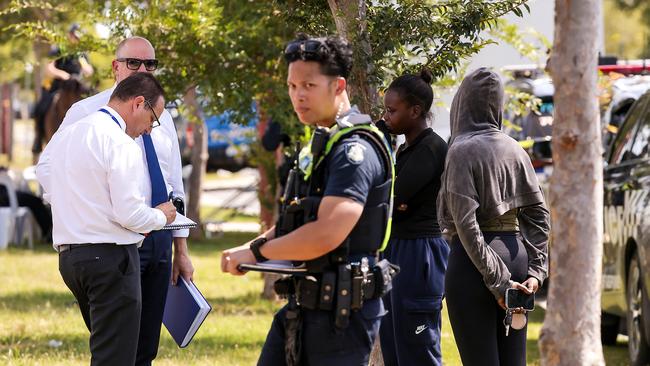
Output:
[0,234,631,365]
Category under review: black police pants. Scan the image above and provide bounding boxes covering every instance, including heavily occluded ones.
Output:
[258,298,385,366]
[445,232,528,366]
[136,230,173,366]
[379,236,449,366]
[59,243,141,366]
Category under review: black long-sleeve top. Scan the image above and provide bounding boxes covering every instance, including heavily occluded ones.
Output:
[391,128,448,239]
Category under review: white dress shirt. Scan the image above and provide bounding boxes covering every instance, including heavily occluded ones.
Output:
[42,85,189,237]
[36,107,167,247]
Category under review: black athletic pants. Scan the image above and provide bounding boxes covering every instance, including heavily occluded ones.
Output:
[445,232,528,366]
[59,243,141,366]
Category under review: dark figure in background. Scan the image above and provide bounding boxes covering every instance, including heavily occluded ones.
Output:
[379,69,449,366]
[438,68,550,366]
[221,34,396,366]
[261,119,293,191]
[43,78,90,144]
[32,24,93,158]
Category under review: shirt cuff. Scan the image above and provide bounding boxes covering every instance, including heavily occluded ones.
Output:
[154,209,167,230]
[490,278,513,301]
[527,270,546,287]
[173,228,190,237]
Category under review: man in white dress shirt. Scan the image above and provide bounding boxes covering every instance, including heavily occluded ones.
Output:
[40,36,194,366]
[36,72,177,366]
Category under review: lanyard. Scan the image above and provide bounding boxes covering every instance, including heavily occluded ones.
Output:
[99,108,122,129]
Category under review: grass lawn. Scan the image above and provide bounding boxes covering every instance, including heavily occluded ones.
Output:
[0,234,630,365]
[199,207,259,224]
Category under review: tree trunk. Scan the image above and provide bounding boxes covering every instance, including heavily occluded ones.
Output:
[255,105,282,300]
[256,111,275,231]
[539,1,605,365]
[0,83,13,159]
[184,86,208,240]
[32,41,48,102]
[328,2,382,362]
[327,0,378,115]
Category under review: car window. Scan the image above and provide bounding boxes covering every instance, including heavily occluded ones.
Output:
[610,96,648,164]
[628,112,650,160]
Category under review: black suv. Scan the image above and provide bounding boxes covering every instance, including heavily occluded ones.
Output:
[601,90,650,365]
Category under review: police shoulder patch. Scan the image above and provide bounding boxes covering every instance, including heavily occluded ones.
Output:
[345,142,366,164]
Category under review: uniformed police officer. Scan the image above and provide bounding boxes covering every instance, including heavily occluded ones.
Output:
[221,34,396,366]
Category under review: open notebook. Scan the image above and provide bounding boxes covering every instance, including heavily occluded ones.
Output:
[163,213,198,230]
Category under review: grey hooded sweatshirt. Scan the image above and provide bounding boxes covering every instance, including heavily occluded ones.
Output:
[437,68,551,300]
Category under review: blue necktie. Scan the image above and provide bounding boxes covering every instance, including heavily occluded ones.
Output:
[142,133,168,207]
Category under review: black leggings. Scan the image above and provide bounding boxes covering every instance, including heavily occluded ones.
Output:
[445,232,528,366]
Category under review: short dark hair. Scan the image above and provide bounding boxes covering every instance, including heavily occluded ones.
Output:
[284,34,353,78]
[387,68,434,118]
[110,72,165,105]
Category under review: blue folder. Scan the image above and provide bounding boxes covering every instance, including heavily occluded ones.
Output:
[163,277,212,348]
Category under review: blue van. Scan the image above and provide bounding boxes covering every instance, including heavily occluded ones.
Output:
[167,102,257,172]
[204,111,257,171]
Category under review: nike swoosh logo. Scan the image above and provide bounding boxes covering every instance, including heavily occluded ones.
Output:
[415,326,427,335]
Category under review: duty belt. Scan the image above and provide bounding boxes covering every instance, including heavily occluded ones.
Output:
[274,258,399,328]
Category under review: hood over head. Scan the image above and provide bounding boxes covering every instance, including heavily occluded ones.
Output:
[449,67,504,144]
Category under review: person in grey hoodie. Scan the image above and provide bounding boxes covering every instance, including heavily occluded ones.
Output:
[437,68,550,366]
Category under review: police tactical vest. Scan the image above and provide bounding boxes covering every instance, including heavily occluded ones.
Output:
[275,112,395,273]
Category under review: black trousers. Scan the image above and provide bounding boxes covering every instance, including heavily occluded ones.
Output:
[445,232,528,366]
[59,243,141,366]
[135,230,173,366]
[258,298,385,366]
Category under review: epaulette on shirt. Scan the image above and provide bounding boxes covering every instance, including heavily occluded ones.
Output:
[336,108,372,128]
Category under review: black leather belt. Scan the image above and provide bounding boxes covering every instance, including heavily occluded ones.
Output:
[56,243,115,253]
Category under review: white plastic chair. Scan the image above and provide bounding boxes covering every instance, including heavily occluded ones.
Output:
[0,171,34,249]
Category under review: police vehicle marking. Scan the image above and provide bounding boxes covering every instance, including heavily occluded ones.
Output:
[604,190,648,248]
[603,190,649,290]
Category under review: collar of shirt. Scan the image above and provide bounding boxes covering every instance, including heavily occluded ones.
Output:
[100,105,127,132]
[335,105,372,129]
[397,128,433,156]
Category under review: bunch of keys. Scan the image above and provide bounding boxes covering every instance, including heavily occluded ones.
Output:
[503,308,527,336]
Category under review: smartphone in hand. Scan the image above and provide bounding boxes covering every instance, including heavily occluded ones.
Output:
[505,288,535,311]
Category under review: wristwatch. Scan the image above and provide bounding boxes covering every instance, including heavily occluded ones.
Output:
[249,237,269,262]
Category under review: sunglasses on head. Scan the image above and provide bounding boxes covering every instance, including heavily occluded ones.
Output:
[116,57,159,71]
[284,39,330,62]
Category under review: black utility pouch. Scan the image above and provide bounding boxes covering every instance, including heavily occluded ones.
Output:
[372,259,400,298]
[296,277,320,310]
[274,277,295,298]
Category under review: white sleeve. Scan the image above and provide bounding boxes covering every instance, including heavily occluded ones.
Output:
[38,101,90,203]
[35,134,58,203]
[161,111,189,238]
[107,142,166,233]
